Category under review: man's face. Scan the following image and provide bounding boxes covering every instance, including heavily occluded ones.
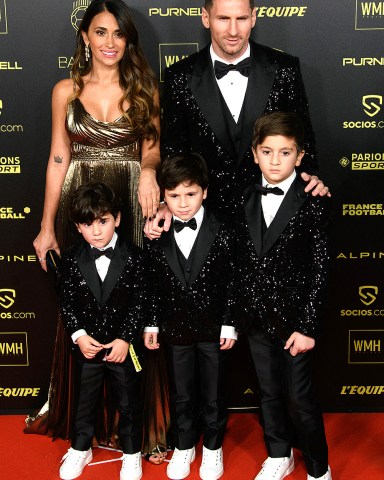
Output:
[202,0,256,62]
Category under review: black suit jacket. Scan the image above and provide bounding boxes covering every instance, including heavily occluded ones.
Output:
[60,239,151,345]
[235,177,331,341]
[162,41,317,217]
[147,210,236,344]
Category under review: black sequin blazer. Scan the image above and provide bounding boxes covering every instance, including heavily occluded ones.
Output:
[146,210,236,345]
[60,239,150,344]
[162,40,317,216]
[235,177,331,341]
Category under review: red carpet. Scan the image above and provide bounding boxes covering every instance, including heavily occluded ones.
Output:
[1,413,383,479]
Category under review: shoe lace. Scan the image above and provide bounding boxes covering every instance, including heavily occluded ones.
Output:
[121,453,140,471]
[171,449,191,464]
[61,448,86,464]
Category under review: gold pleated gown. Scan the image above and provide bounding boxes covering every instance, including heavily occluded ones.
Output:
[57,97,143,249]
[25,98,169,455]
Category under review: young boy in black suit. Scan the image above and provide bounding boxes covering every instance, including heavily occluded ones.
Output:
[143,153,237,480]
[236,112,332,480]
[59,182,148,480]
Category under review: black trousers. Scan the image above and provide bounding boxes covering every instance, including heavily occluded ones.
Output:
[71,349,142,454]
[248,328,328,478]
[165,341,230,450]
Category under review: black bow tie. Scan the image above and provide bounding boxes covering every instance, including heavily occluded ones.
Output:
[214,57,251,80]
[174,218,197,233]
[91,246,114,260]
[254,184,284,196]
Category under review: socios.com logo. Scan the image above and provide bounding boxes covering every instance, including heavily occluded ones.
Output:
[363,95,382,117]
[359,286,378,306]
[0,289,15,309]
[71,0,91,31]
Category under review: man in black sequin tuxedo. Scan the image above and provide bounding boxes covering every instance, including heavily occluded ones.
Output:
[159,0,326,220]
[144,153,237,480]
[59,182,148,480]
[235,113,331,480]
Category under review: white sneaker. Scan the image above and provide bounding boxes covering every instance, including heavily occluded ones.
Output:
[167,446,196,479]
[199,446,224,480]
[308,466,332,480]
[120,452,142,480]
[59,447,92,480]
[255,450,294,479]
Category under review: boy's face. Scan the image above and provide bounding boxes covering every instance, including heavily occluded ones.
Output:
[252,135,304,185]
[164,182,207,221]
[76,212,120,248]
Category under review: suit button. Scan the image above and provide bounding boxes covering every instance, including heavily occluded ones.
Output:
[259,269,264,275]
[186,268,191,273]
[187,291,194,298]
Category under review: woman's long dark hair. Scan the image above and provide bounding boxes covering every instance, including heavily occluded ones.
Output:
[71,0,159,143]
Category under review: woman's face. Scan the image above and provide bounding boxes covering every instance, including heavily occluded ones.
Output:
[82,11,127,67]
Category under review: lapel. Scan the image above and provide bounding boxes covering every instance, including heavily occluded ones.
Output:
[237,41,278,162]
[188,209,221,286]
[159,228,187,288]
[188,45,237,159]
[244,186,263,258]
[76,241,102,304]
[159,209,221,288]
[101,239,129,305]
[261,177,308,258]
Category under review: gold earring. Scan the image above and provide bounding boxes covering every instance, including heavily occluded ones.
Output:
[85,44,90,61]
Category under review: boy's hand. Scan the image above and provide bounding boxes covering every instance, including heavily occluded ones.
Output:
[301,172,331,197]
[76,335,103,359]
[103,339,129,363]
[284,331,315,357]
[220,338,236,350]
[143,332,160,350]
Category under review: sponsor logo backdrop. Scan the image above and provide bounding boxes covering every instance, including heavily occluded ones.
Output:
[0,0,382,412]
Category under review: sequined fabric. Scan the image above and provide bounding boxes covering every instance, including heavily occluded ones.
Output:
[25,98,171,453]
[235,180,331,340]
[147,211,237,345]
[161,41,317,218]
[57,98,143,249]
[60,240,151,345]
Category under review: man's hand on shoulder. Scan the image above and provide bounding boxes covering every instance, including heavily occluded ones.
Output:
[301,172,331,197]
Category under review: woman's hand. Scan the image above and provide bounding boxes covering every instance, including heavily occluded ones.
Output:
[33,228,60,272]
[144,203,172,240]
[138,167,160,220]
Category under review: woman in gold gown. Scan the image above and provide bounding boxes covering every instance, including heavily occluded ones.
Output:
[28,0,168,463]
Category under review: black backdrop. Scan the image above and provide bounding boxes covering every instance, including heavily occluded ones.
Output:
[0,0,383,413]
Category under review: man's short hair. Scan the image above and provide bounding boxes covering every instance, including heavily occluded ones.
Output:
[204,0,255,9]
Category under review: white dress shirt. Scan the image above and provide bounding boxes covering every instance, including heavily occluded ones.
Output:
[261,171,297,227]
[71,232,118,344]
[173,205,204,258]
[145,207,237,340]
[210,44,250,123]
